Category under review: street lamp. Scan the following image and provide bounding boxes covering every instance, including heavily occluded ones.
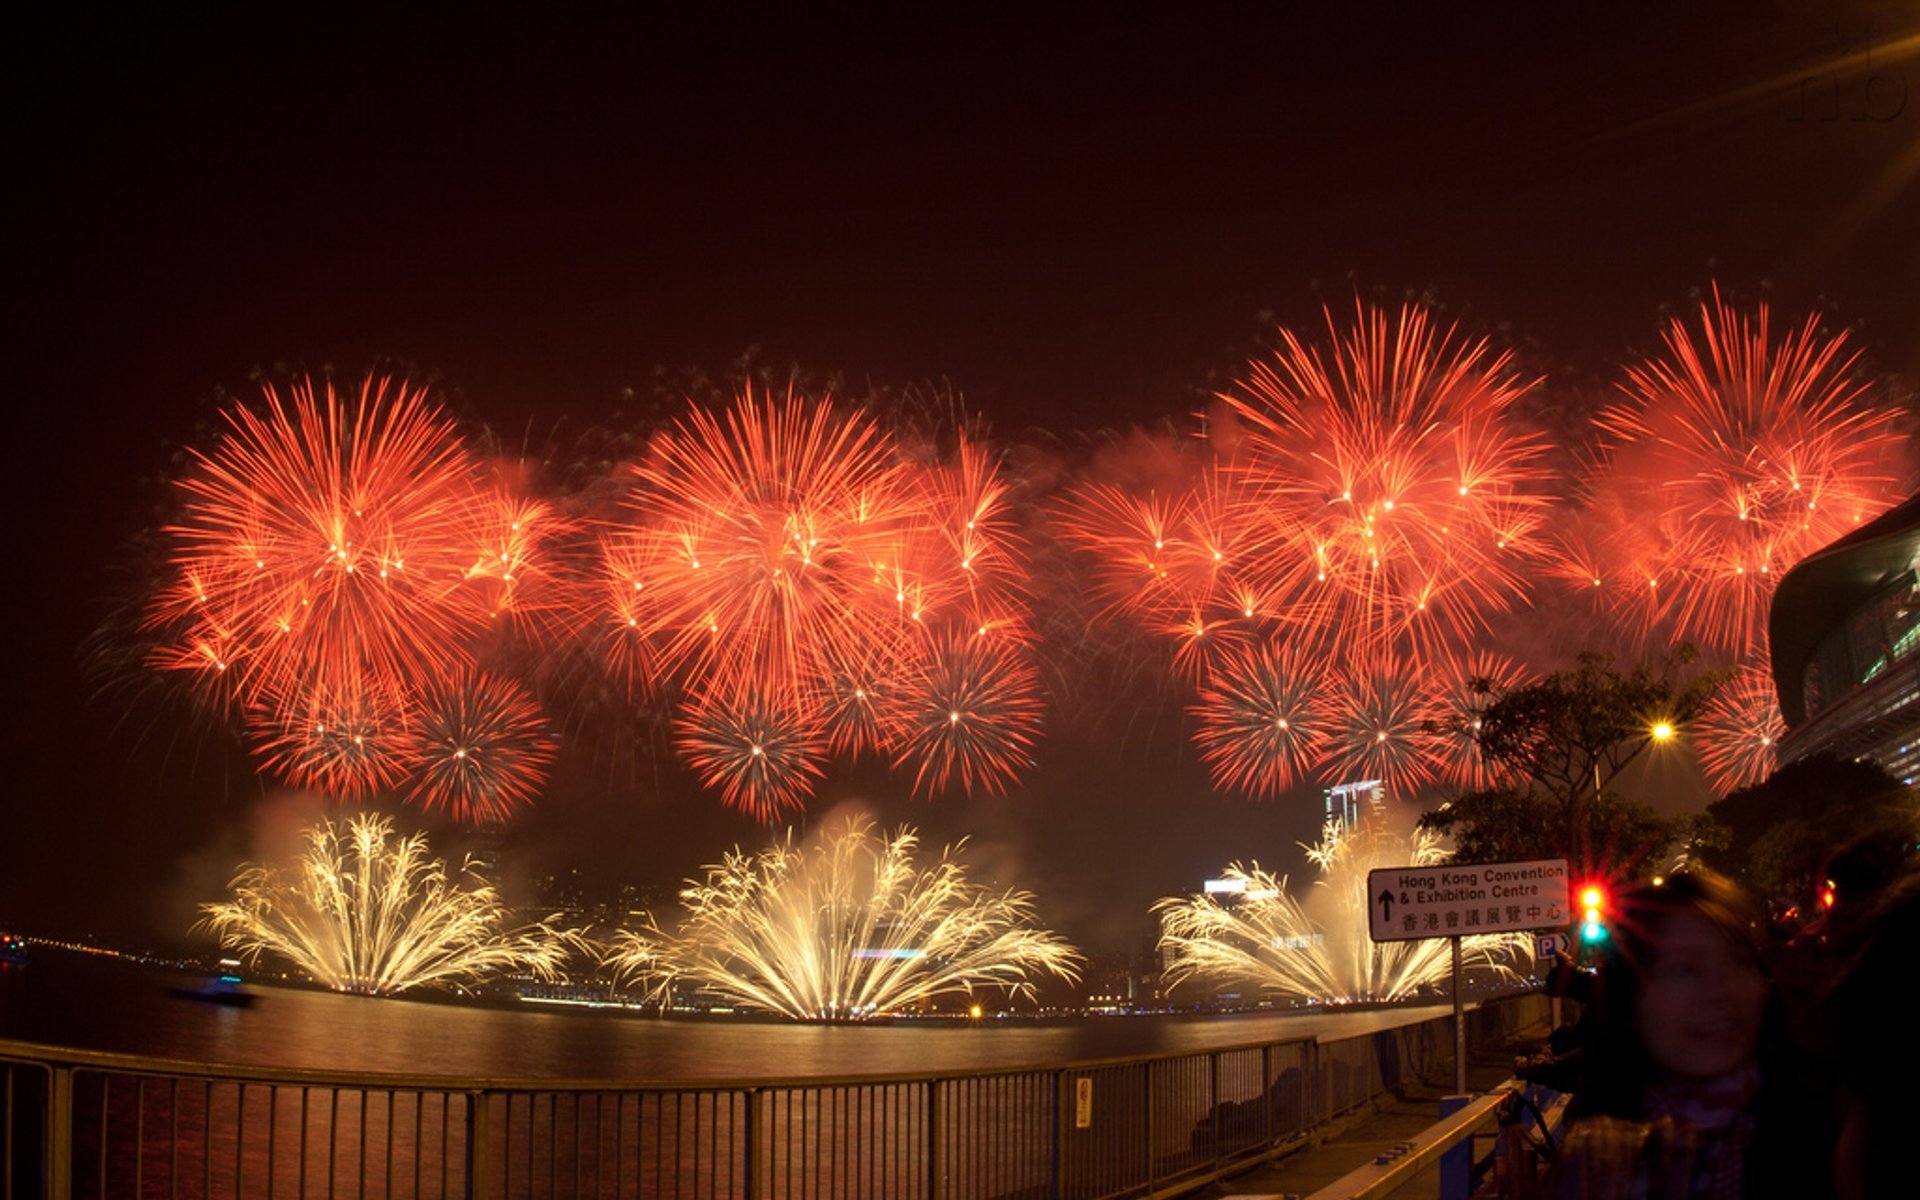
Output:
[1593,719,1679,799]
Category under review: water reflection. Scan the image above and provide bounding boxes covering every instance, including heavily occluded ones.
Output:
[1,948,1452,1081]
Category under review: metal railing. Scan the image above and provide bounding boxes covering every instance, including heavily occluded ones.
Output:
[2,994,1545,1200]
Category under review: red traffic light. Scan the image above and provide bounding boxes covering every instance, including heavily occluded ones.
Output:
[1578,882,1608,943]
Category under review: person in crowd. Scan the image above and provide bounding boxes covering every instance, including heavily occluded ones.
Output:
[1548,871,1831,1199]
[1775,825,1919,1054]
[1825,870,1920,1200]
[1514,949,1597,1093]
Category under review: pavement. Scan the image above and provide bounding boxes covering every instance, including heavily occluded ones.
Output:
[1186,1040,1537,1200]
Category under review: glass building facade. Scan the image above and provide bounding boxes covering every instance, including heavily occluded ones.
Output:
[1771,492,1920,785]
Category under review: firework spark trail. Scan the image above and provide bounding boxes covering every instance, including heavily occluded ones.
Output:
[603,816,1080,1020]
[891,628,1044,797]
[1053,466,1280,679]
[246,678,421,798]
[1577,287,1911,655]
[904,434,1031,621]
[1054,482,1209,623]
[1694,661,1787,793]
[1057,302,1552,800]
[1322,653,1447,802]
[1225,302,1552,666]
[1191,644,1331,799]
[459,490,580,642]
[1156,820,1526,1004]
[603,386,1045,814]
[199,814,575,995]
[406,670,557,825]
[152,376,490,709]
[1431,651,1530,791]
[674,684,829,820]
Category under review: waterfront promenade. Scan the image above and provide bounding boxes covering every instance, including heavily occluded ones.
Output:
[4,967,1551,1199]
[1198,1040,1530,1200]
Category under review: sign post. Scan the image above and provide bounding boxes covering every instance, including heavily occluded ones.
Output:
[1366,858,1570,1095]
[1536,931,1569,1030]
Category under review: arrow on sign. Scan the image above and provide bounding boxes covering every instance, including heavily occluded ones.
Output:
[1377,889,1396,923]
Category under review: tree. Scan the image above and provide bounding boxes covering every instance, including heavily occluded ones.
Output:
[1696,754,1919,907]
[1420,648,1723,881]
[1422,787,1685,880]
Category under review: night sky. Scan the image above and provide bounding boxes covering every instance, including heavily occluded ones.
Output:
[8,3,1919,954]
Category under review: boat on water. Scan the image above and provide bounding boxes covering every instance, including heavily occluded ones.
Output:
[170,957,257,1007]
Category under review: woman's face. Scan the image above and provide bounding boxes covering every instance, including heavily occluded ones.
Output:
[1635,909,1768,1080]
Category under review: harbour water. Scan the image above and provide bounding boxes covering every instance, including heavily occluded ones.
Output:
[0,947,1451,1081]
[2,948,1501,1198]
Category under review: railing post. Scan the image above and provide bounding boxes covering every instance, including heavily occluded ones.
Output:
[1261,1044,1273,1145]
[1313,1041,1326,1125]
[1051,1071,1066,1200]
[465,1091,489,1200]
[47,1065,73,1200]
[925,1079,942,1200]
[745,1088,769,1200]
[1209,1051,1221,1165]
[1142,1061,1154,1192]
[1451,936,1467,1097]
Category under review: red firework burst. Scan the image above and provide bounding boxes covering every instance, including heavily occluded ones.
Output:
[406,671,557,824]
[1694,662,1786,794]
[1054,463,1278,674]
[1322,654,1445,802]
[1057,303,1549,801]
[921,434,1029,607]
[674,685,829,821]
[151,375,488,709]
[246,679,420,798]
[1222,302,1552,667]
[891,629,1043,796]
[611,385,921,696]
[459,490,578,641]
[600,386,1041,814]
[1431,651,1530,791]
[1190,644,1332,798]
[814,646,904,759]
[1577,287,1912,655]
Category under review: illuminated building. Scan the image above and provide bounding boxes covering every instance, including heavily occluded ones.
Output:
[1323,779,1385,829]
[1084,953,1134,1012]
[1770,491,1920,784]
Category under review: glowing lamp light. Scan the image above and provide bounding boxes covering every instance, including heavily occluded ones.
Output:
[1649,721,1675,743]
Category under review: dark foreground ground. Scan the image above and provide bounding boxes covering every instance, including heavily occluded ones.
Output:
[1196,1034,1538,1200]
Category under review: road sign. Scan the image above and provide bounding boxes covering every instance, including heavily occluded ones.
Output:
[1535,932,1567,961]
[1366,858,1570,943]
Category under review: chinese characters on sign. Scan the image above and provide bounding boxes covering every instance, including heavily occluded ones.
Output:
[1366,859,1570,943]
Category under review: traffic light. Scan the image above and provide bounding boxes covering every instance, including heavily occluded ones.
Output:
[1578,883,1608,944]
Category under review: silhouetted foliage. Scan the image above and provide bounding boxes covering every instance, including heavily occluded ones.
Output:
[1421,787,1696,881]
[1698,754,1919,906]
[1421,648,1724,881]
